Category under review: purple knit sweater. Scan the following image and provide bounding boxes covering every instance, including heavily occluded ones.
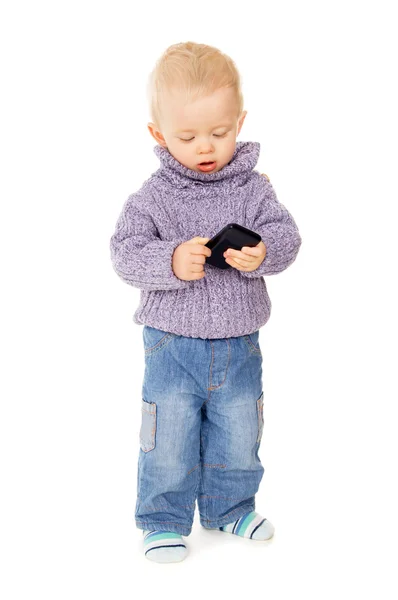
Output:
[110,141,301,339]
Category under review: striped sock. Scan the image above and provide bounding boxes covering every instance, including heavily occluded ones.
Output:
[219,511,275,540]
[142,530,188,563]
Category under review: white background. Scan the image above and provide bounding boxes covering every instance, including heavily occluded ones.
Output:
[1,0,397,597]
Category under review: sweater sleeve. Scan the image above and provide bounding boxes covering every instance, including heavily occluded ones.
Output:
[110,190,191,291]
[240,180,302,278]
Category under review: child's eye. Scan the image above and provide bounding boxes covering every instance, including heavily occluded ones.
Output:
[180,133,227,142]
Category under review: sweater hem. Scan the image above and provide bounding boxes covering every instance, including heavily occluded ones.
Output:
[133,313,271,340]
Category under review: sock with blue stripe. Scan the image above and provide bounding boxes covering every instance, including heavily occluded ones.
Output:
[219,511,275,540]
[142,530,188,563]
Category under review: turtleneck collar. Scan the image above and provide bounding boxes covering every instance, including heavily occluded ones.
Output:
[153,141,261,187]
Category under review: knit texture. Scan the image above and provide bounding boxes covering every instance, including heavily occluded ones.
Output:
[110,141,302,339]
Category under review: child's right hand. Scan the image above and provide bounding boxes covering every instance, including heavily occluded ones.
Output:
[172,237,212,281]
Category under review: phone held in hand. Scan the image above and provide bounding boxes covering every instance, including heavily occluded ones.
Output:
[205,223,262,269]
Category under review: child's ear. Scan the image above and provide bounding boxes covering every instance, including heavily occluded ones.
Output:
[147,122,167,147]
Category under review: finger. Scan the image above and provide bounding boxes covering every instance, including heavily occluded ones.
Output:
[191,243,211,255]
[191,255,206,265]
[241,246,261,256]
[190,247,208,254]
[188,237,210,243]
[224,249,254,263]
[225,255,251,267]
[225,256,249,271]
[224,248,247,259]
[190,264,205,273]
[192,271,206,279]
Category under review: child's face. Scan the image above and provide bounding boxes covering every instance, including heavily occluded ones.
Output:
[148,87,247,173]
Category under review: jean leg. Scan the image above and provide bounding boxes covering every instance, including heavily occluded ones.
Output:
[135,328,205,536]
[198,336,265,529]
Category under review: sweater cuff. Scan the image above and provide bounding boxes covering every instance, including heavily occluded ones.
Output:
[240,229,301,277]
[135,238,191,290]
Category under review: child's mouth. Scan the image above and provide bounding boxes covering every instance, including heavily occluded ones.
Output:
[197,161,217,172]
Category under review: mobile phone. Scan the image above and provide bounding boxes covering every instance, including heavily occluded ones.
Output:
[205,223,262,269]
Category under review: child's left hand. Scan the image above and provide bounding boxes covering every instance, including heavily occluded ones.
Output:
[223,241,266,272]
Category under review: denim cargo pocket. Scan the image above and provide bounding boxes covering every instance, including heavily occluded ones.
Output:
[256,392,264,443]
[143,325,177,357]
[139,399,157,452]
[243,330,262,355]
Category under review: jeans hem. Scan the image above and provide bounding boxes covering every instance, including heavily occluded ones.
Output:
[136,521,192,536]
[199,504,255,530]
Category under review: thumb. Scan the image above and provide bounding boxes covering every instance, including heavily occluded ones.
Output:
[189,236,210,244]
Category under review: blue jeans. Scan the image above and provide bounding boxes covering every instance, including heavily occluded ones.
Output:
[135,325,265,536]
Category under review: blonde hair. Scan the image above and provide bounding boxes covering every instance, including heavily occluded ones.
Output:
[147,41,244,130]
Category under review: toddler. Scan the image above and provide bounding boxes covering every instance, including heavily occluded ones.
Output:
[110,41,302,563]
